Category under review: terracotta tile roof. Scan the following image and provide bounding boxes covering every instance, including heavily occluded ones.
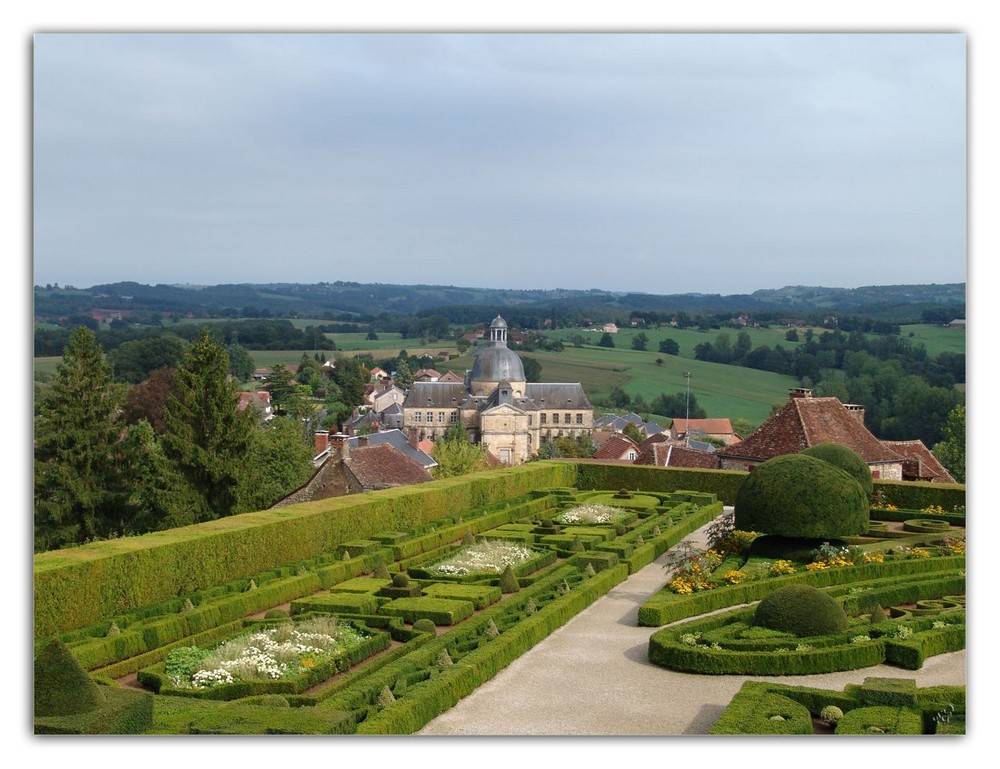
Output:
[343,444,434,488]
[671,418,735,435]
[639,432,671,451]
[881,440,958,483]
[719,396,903,464]
[592,435,640,461]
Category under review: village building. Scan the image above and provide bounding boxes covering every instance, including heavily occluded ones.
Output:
[716,388,906,479]
[669,417,740,446]
[401,315,594,465]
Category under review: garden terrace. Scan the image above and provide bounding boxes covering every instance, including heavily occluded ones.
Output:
[33,460,965,735]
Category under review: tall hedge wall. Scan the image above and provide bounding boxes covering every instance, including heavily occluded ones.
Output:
[874,479,966,512]
[34,462,576,639]
[572,463,747,504]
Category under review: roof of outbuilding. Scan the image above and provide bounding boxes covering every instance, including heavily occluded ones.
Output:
[343,444,434,488]
[348,429,437,468]
[592,435,640,460]
[881,440,957,483]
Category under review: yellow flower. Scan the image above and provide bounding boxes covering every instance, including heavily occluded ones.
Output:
[805,562,828,571]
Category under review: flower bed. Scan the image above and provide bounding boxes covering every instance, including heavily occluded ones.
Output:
[416,539,549,578]
[553,504,637,525]
[138,617,389,699]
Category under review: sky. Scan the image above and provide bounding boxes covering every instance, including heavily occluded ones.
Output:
[32,31,968,296]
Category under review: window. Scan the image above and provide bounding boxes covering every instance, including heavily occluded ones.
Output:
[564,412,571,424]
[414,412,422,423]
[540,413,547,424]
[438,412,445,423]
[872,469,881,479]
[449,412,457,423]
[576,413,583,424]
[426,411,433,423]
[552,413,560,424]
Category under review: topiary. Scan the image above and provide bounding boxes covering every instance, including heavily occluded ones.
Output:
[435,649,453,668]
[392,572,410,588]
[499,564,520,594]
[569,535,585,553]
[412,618,436,634]
[583,563,596,577]
[735,454,869,539]
[462,531,475,546]
[376,686,395,708]
[34,638,105,717]
[820,705,844,724]
[373,561,391,580]
[264,608,289,619]
[753,585,848,637]
[801,442,874,495]
[483,619,500,639]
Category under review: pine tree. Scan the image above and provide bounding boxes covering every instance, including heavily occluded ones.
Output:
[34,326,128,550]
[161,330,255,519]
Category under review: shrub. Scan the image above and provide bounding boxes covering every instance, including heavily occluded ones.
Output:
[753,585,848,637]
[801,443,873,495]
[392,572,410,588]
[499,565,521,594]
[241,694,291,708]
[264,609,289,619]
[734,454,869,539]
[820,705,844,723]
[34,639,105,717]
[412,618,436,634]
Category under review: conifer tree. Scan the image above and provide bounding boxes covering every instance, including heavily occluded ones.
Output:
[34,326,128,550]
[161,329,255,519]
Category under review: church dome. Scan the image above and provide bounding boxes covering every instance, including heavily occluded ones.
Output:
[471,344,525,384]
[471,314,525,387]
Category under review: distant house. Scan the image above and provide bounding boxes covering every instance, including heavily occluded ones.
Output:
[948,319,966,329]
[371,383,406,413]
[669,418,739,446]
[237,391,273,421]
[369,366,389,381]
[635,442,718,470]
[716,389,905,479]
[313,429,437,470]
[413,368,442,383]
[592,435,640,462]
[602,322,619,334]
[438,370,465,384]
[252,367,272,381]
[275,434,433,506]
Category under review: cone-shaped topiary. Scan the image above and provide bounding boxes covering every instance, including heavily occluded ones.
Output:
[583,563,596,577]
[735,454,869,539]
[753,585,848,637]
[435,649,454,668]
[524,597,538,615]
[462,531,475,546]
[483,619,500,638]
[499,564,520,594]
[376,686,395,708]
[373,561,391,580]
[34,638,105,717]
[801,442,874,495]
[569,535,585,553]
[180,598,195,613]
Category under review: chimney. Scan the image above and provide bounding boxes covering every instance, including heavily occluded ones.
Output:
[329,432,350,461]
[314,430,330,456]
[843,404,866,425]
[408,427,419,449]
[789,387,813,399]
[357,435,369,448]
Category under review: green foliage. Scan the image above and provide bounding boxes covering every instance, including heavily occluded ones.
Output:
[598,332,615,348]
[236,417,315,512]
[412,618,437,634]
[34,326,130,551]
[34,638,105,716]
[800,442,874,495]
[753,585,848,637]
[820,705,844,723]
[631,332,648,351]
[108,334,186,384]
[499,564,521,594]
[932,404,965,483]
[161,329,256,520]
[734,454,869,539]
[432,433,490,479]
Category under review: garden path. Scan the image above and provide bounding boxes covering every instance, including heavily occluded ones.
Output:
[416,509,967,736]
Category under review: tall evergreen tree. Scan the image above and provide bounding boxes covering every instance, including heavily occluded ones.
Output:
[161,330,255,519]
[34,326,128,551]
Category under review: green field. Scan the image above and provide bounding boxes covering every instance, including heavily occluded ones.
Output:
[898,324,966,357]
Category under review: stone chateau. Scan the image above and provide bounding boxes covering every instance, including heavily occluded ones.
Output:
[402,315,593,465]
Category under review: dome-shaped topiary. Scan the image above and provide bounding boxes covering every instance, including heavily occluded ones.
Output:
[392,572,410,588]
[820,705,844,723]
[801,442,873,495]
[735,454,869,539]
[753,585,848,637]
[264,608,289,619]
[412,618,436,634]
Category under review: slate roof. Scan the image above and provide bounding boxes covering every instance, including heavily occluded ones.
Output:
[404,382,470,409]
[524,383,592,410]
[881,440,957,483]
[718,396,903,464]
[343,444,434,489]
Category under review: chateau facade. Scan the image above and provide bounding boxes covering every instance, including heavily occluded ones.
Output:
[402,315,593,465]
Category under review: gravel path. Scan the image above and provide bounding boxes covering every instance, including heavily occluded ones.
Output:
[417,512,967,736]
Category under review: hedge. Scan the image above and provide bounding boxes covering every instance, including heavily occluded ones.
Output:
[377,597,476,626]
[873,479,966,512]
[835,705,925,735]
[35,685,154,735]
[572,463,746,504]
[34,462,577,638]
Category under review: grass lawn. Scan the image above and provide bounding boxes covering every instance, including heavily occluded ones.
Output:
[898,324,966,357]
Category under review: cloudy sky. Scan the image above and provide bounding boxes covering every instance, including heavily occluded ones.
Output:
[33,32,966,295]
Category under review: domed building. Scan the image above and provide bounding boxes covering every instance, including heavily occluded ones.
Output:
[402,315,594,465]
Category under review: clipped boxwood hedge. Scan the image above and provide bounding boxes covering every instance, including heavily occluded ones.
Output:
[377,597,476,626]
